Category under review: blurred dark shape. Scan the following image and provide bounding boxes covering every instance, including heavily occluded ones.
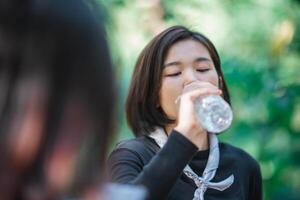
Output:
[0,0,115,199]
[293,0,300,5]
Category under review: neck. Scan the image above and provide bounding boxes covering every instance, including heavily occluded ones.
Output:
[164,125,174,135]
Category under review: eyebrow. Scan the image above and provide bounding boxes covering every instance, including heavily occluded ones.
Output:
[163,57,212,68]
[163,61,181,68]
[195,57,212,63]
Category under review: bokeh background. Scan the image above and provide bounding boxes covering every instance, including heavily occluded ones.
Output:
[98,0,300,199]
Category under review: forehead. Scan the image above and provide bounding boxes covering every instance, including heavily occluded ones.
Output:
[165,39,211,61]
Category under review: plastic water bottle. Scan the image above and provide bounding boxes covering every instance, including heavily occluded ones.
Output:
[194,95,233,133]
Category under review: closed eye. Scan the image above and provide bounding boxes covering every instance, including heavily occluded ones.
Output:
[166,72,181,77]
[196,69,210,73]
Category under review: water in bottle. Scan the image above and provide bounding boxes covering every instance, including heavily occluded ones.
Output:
[194,95,233,133]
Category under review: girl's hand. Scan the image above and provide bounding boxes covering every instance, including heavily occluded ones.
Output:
[174,81,222,150]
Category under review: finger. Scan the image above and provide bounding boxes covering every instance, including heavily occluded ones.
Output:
[180,88,222,102]
[175,87,222,105]
[183,81,219,94]
[184,81,218,89]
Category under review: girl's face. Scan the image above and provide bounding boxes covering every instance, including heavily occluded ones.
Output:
[159,39,219,122]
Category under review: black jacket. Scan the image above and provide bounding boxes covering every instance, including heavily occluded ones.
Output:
[107,130,262,200]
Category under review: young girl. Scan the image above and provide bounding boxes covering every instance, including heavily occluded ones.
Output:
[108,26,262,200]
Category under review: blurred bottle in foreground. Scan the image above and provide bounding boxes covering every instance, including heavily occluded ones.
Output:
[102,184,147,200]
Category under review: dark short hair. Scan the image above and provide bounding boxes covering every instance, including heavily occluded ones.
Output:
[126,25,230,136]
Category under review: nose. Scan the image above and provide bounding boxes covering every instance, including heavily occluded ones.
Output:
[183,68,198,86]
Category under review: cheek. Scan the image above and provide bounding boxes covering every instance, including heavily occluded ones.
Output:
[160,80,180,102]
[159,79,182,115]
[205,70,219,87]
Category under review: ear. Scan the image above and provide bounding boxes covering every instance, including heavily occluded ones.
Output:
[156,102,160,108]
[218,76,225,98]
[218,76,223,90]
[157,90,161,108]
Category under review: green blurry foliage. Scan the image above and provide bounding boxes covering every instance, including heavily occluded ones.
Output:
[99,0,300,199]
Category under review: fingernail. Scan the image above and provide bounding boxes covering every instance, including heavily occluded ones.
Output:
[175,96,181,104]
